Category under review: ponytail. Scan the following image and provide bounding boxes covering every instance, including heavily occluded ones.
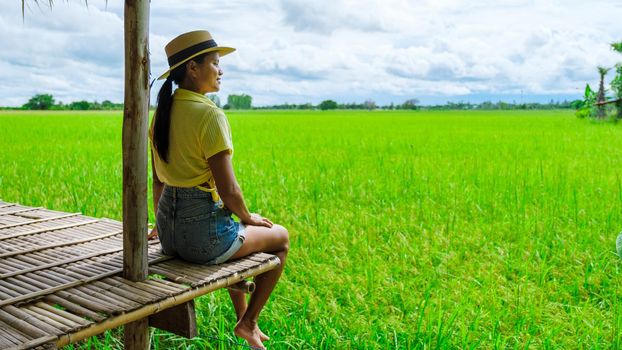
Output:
[153,52,211,163]
[153,76,174,163]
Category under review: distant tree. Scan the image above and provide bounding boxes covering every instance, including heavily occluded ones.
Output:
[102,100,114,109]
[364,99,376,110]
[318,100,338,110]
[23,94,55,110]
[401,98,419,110]
[69,100,91,110]
[227,94,252,109]
[208,94,221,107]
[596,66,611,118]
[570,99,584,110]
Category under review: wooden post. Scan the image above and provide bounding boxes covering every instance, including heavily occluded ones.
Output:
[122,0,150,349]
[149,301,198,339]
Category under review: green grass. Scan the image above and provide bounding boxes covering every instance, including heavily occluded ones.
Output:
[1,109,622,348]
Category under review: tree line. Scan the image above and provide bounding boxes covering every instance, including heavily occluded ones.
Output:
[253,99,577,111]
[9,93,580,112]
[10,93,254,111]
[11,94,124,111]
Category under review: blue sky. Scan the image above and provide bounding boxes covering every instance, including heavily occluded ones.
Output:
[1,0,621,106]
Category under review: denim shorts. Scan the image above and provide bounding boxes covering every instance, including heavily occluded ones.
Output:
[156,185,246,265]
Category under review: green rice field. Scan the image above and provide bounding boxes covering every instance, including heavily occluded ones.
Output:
[1,109,622,349]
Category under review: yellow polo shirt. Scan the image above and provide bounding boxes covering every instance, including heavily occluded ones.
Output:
[149,88,233,199]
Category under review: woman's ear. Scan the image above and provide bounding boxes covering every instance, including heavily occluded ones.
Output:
[186,60,198,78]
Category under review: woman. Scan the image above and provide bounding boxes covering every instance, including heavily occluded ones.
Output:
[148,30,289,350]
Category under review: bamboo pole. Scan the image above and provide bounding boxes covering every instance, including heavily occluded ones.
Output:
[227,280,256,294]
[595,98,622,106]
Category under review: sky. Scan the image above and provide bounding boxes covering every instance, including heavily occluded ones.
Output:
[1,0,621,107]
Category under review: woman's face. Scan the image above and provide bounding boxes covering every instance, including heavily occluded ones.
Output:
[191,51,223,94]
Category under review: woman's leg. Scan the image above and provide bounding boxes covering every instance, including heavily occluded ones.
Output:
[228,289,246,320]
[227,289,269,341]
[228,224,289,349]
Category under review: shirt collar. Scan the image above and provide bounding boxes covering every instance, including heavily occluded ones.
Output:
[173,88,218,108]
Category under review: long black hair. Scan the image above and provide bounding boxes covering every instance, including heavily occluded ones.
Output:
[153,53,209,163]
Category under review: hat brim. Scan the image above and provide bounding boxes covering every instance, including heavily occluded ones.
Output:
[157,46,235,80]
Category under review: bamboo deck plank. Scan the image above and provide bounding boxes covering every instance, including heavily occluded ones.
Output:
[0,319,31,344]
[148,266,196,285]
[34,301,91,326]
[0,249,172,306]
[100,277,162,300]
[56,290,118,315]
[0,326,21,348]
[0,306,55,337]
[108,276,170,298]
[0,207,43,217]
[0,230,122,259]
[27,304,79,328]
[77,284,140,310]
[0,213,82,230]
[44,295,105,322]
[0,219,100,241]
[20,307,69,333]
[6,336,58,350]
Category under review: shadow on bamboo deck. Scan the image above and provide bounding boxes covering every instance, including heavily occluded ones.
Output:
[0,200,280,349]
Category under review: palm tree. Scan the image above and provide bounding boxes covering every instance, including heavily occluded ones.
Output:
[596,66,610,118]
[611,42,622,119]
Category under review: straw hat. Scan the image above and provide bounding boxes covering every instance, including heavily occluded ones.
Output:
[157,30,235,80]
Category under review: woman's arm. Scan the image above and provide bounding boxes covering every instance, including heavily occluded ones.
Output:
[208,150,272,228]
[148,153,164,239]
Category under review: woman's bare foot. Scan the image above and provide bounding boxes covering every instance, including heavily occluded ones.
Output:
[236,309,269,341]
[235,319,265,349]
[257,326,269,342]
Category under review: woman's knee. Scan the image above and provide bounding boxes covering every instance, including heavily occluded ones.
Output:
[273,224,289,252]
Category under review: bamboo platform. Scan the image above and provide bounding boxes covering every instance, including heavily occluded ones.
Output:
[0,200,280,349]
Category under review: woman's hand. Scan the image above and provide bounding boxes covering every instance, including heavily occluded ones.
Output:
[243,213,273,228]
[148,226,158,240]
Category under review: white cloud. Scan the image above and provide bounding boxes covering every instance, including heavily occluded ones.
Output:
[0,0,621,106]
